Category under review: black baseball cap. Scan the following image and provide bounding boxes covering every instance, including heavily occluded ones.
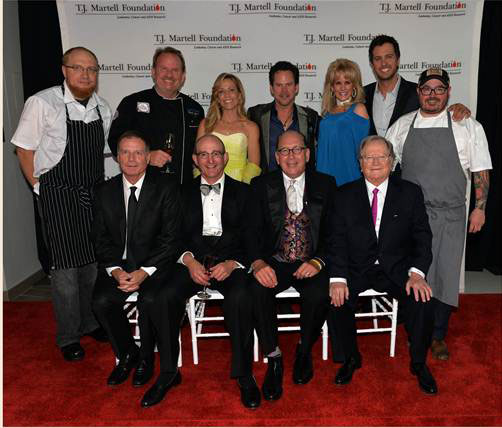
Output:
[418,68,450,87]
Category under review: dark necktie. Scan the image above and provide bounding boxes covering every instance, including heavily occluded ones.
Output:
[200,182,221,196]
[371,188,379,226]
[126,186,138,271]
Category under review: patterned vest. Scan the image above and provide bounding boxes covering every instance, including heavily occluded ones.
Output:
[274,208,312,263]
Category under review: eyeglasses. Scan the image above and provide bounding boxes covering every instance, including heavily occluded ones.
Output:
[361,155,391,163]
[277,146,306,156]
[63,64,99,74]
[419,86,448,96]
[196,151,224,160]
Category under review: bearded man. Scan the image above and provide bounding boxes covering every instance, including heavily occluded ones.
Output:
[386,68,492,361]
[12,46,112,361]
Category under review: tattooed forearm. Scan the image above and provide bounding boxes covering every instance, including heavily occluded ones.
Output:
[473,170,490,210]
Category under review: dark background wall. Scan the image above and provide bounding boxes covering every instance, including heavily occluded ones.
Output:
[16,0,501,275]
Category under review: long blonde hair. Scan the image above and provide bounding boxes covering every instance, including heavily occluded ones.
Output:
[321,59,365,116]
[205,73,247,132]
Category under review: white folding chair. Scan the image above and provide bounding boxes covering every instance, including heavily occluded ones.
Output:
[188,288,259,364]
[188,286,329,364]
[124,292,182,367]
[355,289,398,357]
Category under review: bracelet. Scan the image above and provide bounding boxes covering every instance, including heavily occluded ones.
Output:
[308,258,322,271]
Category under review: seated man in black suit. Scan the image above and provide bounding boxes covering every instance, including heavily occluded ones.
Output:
[145,134,258,409]
[247,130,336,402]
[327,135,437,394]
[91,131,181,393]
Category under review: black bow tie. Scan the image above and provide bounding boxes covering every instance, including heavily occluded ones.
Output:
[200,183,221,196]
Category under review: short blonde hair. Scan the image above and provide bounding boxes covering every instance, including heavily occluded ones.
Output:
[321,59,365,116]
[205,73,247,133]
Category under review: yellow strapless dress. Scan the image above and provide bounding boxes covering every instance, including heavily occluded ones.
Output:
[194,132,261,184]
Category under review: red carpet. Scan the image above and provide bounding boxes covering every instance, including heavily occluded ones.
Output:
[3,294,501,426]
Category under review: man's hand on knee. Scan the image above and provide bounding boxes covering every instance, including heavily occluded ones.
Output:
[252,259,278,288]
[329,282,349,307]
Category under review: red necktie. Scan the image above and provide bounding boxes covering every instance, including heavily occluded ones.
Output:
[371,188,379,225]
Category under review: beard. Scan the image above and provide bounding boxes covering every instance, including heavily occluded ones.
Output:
[66,81,96,100]
[420,95,449,115]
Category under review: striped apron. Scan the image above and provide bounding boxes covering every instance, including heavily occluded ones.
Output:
[39,85,105,270]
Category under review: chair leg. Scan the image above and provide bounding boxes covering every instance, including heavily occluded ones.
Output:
[177,333,182,367]
[390,298,398,357]
[322,320,328,360]
[253,329,259,362]
[372,297,378,329]
[189,298,199,364]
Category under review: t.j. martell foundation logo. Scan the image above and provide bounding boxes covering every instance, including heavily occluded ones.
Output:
[228,2,317,18]
[154,33,241,49]
[75,3,166,14]
[379,2,466,16]
[231,61,316,76]
[400,59,463,74]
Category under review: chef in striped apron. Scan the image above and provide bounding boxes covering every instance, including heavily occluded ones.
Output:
[386,68,492,362]
[12,47,112,361]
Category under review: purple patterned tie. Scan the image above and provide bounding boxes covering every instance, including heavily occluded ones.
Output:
[371,188,379,225]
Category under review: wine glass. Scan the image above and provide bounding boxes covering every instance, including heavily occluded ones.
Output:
[161,133,175,173]
[197,255,217,299]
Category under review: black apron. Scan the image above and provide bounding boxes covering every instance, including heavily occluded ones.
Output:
[39,85,105,269]
[401,111,466,307]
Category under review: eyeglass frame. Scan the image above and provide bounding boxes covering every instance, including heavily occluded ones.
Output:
[276,146,307,157]
[361,154,392,163]
[195,151,225,160]
[418,85,448,96]
[63,64,99,75]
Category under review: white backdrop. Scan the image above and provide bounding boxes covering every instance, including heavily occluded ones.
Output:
[57,0,484,175]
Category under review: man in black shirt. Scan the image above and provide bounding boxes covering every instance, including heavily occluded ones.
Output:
[108,47,204,185]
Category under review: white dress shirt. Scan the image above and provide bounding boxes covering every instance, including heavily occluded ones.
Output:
[178,175,243,269]
[282,171,306,214]
[201,175,225,237]
[330,178,424,284]
[11,81,112,193]
[373,75,401,137]
[106,173,156,276]
[386,109,493,177]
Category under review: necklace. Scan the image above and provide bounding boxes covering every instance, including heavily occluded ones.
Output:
[279,110,294,130]
[336,98,352,106]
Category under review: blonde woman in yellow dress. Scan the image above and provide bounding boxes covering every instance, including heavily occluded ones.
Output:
[197,73,261,183]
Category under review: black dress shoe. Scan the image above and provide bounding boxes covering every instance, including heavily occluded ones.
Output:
[141,371,181,408]
[410,363,438,394]
[107,350,140,386]
[85,327,108,342]
[61,343,85,362]
[334,356,362,385]
[262,355,283,400]
[132,358,154,387]
[293,345,313,385]
[238,376,261,409]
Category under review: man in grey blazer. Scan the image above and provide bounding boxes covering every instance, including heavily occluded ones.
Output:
[248,61,320,173]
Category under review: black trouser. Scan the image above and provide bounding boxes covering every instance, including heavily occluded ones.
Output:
[250,258,329,356]
[328,266,435,364]
[92,271,164,360]
[152,264,254,378]
[433,298,453,341]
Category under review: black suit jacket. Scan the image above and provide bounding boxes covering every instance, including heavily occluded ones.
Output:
[247,169,336,264]
[91,170,181,275]
[364,77,419,136]
[179,175,250,267]
[247,102,320,173]
[327,176,432,292]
